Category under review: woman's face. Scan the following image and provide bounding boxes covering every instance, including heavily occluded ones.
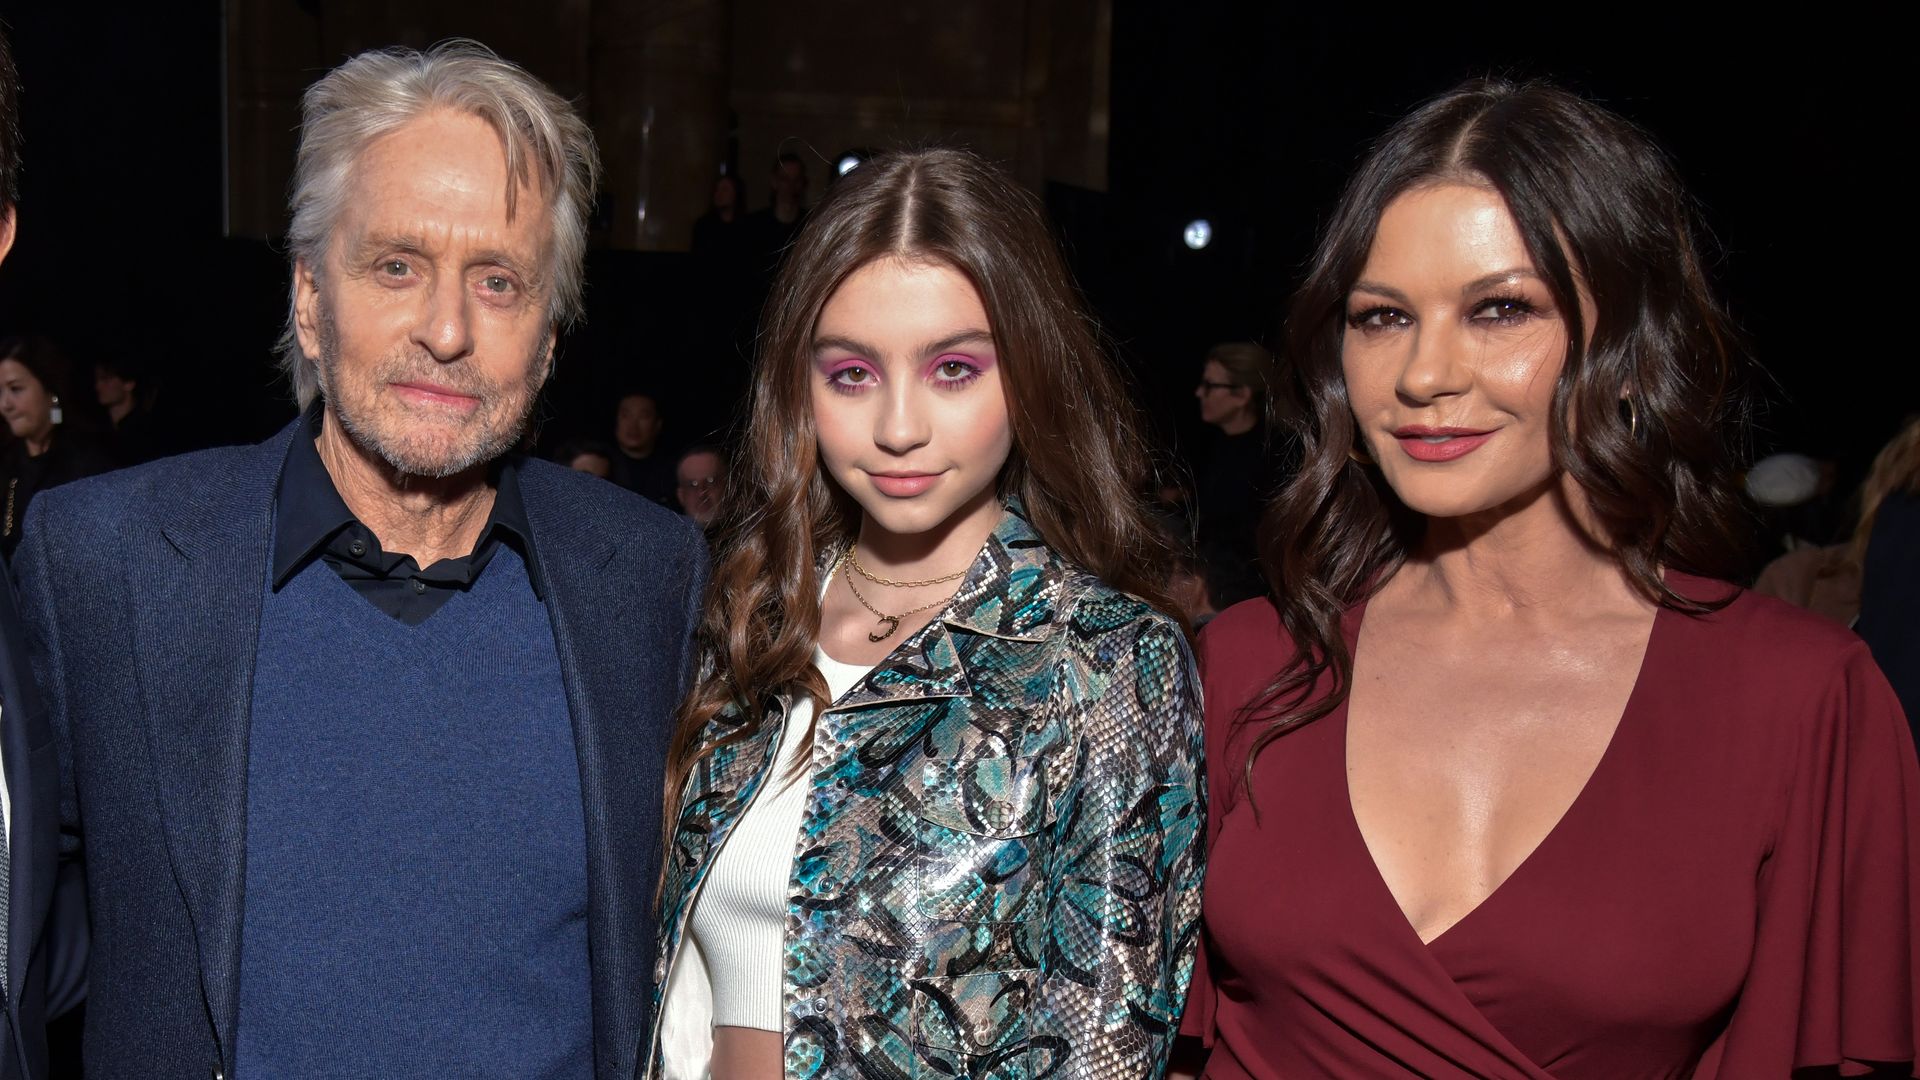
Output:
[811,257,1013,541]
[1195,359,1252,428]
[0,358,56,445]
[1342,183,1591,521]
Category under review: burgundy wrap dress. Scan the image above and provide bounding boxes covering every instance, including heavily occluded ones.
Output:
[1181,574,1920,1078]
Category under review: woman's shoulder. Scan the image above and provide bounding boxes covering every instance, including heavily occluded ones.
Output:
[1051,576,1195,691]
[1656,572,1900,755]
[1202,595,1289,646]
[1056,571,1181,635]
[1189,597,1304,736]
[1665,570,1871,682]
[1197,595,1292,675]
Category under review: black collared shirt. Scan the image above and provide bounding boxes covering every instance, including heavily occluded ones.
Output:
[272,409,543,625]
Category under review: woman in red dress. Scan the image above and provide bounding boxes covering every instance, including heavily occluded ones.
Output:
[1178,79,1919,1079]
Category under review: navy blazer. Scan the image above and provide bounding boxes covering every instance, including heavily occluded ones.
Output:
[11,419,707,1080]
[1,568,86,1080]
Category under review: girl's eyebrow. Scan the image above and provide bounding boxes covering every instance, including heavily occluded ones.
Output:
[812,329,994,359]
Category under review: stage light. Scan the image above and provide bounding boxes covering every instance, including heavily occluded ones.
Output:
[837,154,863,176]
[1183,219,1213,250]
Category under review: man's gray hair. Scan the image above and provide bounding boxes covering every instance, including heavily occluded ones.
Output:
[276,40,601,408]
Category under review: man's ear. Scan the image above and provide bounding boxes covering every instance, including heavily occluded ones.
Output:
[540,325,559,386]
[0,206,17,266]
[291,258,323,359]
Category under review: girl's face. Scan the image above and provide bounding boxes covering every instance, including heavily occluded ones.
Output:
[0,357,55,444]
[810,257,1013,542]
[1342,182,1592,521]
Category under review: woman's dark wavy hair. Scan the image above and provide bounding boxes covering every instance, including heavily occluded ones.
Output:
[665,147,1180,819]
[1244,78,1752,786]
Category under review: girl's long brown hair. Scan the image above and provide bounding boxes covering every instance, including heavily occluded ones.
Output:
[1243,79,1755,797]
[664,148,1180,821]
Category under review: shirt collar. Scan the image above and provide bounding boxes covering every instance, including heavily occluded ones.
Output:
[270,404,542,597]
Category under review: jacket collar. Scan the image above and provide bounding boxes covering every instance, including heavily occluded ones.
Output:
[938,500,1072,643]
[269,404,546,597]
[824,501,1073,714]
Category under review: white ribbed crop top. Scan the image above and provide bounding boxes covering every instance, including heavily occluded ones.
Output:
[669,647,870,1051]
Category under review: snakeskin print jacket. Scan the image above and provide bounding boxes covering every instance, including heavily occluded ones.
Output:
[647,505,1206,1079]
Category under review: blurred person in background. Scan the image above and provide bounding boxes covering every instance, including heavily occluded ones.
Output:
[0,336,112,561]
[1192,341,1293,573]
[1752,421,1920,627]
[550,436,615,481]
[92,356,163,466]
[1,26,89,1080]
[1159,513,1264,631]
[691,172,750,265]
[1856,416,1920,738]
[1746,450,1845,557]
[611,390,675,505]
[689,171,762,415]
[744,150,808,263]
[671,444,724,528]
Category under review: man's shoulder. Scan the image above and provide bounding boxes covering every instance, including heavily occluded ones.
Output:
[515,456,703,550]
[33,440,279,530]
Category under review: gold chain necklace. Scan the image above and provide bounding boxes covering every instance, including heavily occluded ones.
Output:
[845,549,969,588]
[835,551,959,642]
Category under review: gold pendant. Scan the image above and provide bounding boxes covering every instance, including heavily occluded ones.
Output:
[868,615,901,642]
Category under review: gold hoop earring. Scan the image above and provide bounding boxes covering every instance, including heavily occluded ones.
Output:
[1348,441,1374,466]
[1619,395,1642,442]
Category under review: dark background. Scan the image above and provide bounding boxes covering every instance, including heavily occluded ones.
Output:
[0,4,1905,498]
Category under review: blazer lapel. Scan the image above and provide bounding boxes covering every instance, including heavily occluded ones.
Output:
[518,473,657,1080]
[130,423,291,1061]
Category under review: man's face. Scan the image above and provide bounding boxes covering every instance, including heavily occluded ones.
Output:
[615,394,661,456]
[293,108,556,479]
[95,368,135,409]
[675,450,724,526]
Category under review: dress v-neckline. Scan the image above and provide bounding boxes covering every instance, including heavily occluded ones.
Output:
[1338,595,1669,952]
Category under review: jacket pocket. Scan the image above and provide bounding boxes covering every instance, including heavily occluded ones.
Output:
[900,709,1051,962]
[910,818,1041,927]
[909,968,1034,1063]
[901,712,1050,840]
[907,754,1047,928]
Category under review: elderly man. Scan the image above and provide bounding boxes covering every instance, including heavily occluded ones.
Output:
[14,43,705,1080]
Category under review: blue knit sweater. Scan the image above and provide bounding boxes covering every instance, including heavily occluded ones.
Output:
[234,546,592,1078]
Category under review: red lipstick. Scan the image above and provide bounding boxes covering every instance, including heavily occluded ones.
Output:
[1392,426,1494,463]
